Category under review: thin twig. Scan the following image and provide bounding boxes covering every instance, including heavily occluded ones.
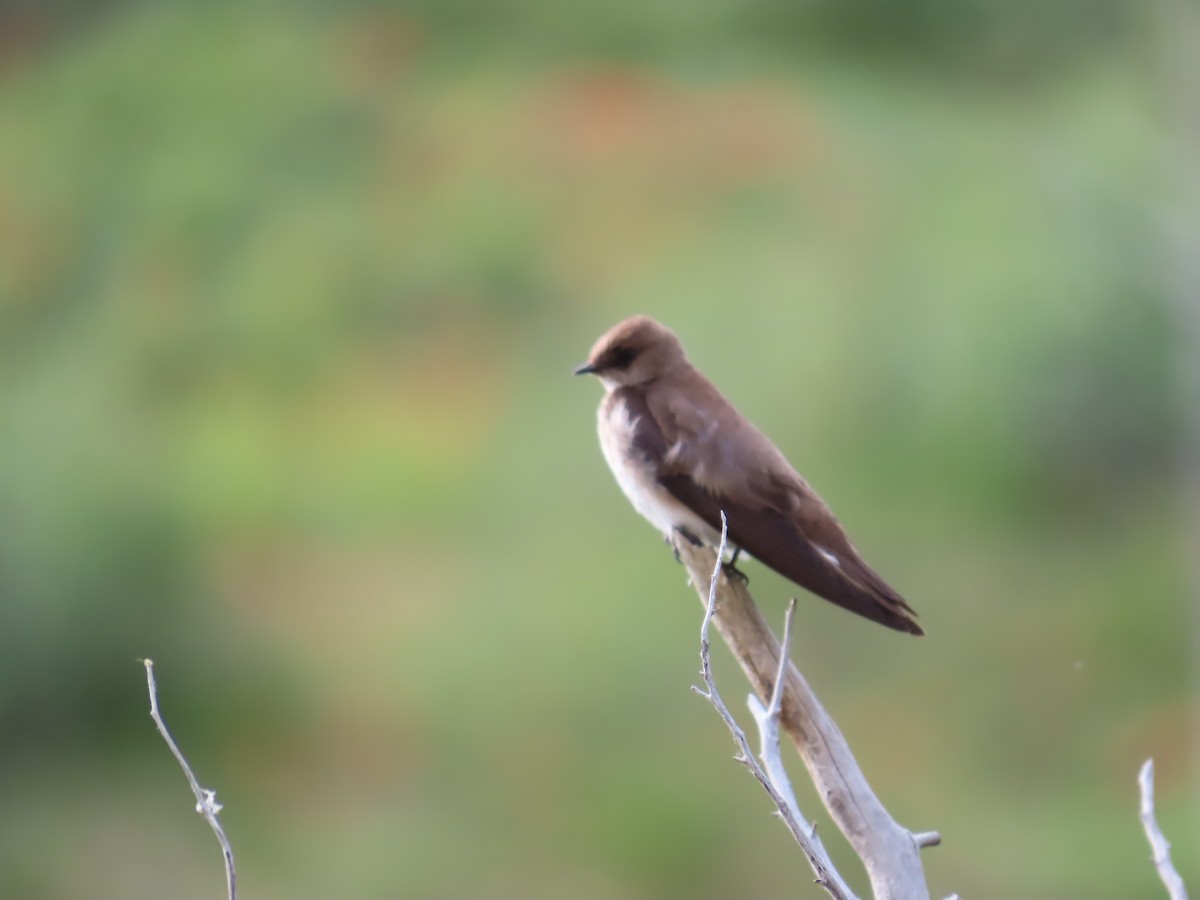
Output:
[692,514,858,900]
[747,597,857,900]
[1138,759,1189,900]
[767,598,796,720]
[143,658,237,900]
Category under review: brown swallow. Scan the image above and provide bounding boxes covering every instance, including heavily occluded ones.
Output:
[575,315,922,635]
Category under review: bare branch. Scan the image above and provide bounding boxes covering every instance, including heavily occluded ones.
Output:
[745,599,801,821]
[745,596,858,900]
[694,515,858,900]
[1138,759,1189,900]
[143,658,237,900]
[675,526,939,900]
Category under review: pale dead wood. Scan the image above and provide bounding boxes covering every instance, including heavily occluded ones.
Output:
[693,516,858,899]
[143,658,237,900]
[1138,759,1189,900]
[674,530,938,900]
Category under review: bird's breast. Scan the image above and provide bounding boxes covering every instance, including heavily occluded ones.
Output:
[597,393,720,544]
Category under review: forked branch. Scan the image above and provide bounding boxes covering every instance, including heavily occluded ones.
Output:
[676,515,939,900]
[693,517,857,899]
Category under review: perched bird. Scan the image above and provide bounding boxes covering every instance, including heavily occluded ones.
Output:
[575,315,922,635]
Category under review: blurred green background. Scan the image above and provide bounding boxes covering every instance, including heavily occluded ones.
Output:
[0,2,1196,897]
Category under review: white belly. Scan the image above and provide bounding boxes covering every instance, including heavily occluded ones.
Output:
[598,396,721,545]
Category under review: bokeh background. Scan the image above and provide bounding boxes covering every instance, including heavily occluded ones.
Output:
[1,2,1196,897]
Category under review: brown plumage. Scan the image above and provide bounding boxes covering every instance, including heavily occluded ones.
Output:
[576,315,922,635]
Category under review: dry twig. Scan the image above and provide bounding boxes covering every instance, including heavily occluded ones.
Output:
[693,514,857,899]
[675,517,939,900]
[143,658,237,900]
[1138,759,1189,900]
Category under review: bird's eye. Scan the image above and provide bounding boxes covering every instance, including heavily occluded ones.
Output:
[607,345,638,369]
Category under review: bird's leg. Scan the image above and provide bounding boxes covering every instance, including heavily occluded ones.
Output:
[722,545,750,584]
[669,527,703,564]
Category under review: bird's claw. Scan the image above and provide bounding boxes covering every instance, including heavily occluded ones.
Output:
[721,561,750,585]
[669,527,704,564]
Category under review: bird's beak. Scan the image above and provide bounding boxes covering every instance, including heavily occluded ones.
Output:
[573,362,597,376]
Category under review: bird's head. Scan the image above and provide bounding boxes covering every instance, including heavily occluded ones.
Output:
[574,316,688,389]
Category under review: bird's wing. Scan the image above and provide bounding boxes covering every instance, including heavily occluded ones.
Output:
[625,382,922,635]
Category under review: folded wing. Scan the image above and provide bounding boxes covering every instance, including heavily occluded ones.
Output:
[660,474,922,634]
[623,383,922,635]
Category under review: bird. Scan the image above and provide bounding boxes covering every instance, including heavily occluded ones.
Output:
[574,315,922,635]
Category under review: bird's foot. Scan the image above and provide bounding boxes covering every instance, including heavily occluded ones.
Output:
[721,560,750,585]
[720,546,750,583]
[668,527,703,563]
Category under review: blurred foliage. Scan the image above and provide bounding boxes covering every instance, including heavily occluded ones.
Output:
[0,2,1195,899]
